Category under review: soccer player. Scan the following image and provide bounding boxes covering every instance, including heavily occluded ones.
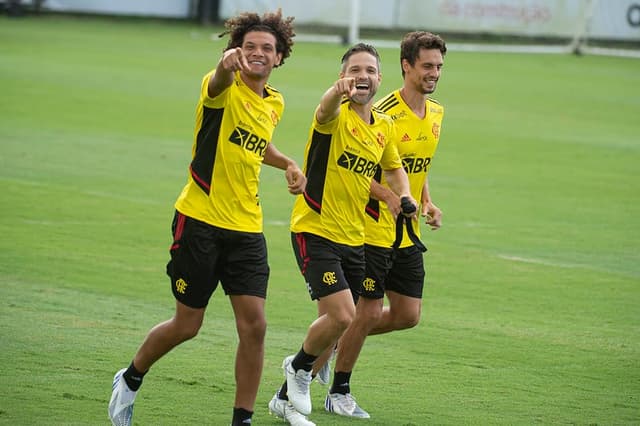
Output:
[267,43,416,425]
[108,10,303,426]
[324,31,447,419]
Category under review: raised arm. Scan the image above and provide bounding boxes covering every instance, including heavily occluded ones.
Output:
[263,143,306,195]
[315,77,357,124]
[207,47,250,99]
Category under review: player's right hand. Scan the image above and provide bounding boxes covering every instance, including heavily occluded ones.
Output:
[333,77,357,98]
[221,47,250,73]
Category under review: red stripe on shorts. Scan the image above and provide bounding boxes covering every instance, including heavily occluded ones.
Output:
[296,233,309,275]
[170,213,186,250]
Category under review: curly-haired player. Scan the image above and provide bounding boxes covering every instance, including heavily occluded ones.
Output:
[108,9,303,426]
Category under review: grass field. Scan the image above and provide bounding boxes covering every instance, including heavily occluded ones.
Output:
[1,14,639,425]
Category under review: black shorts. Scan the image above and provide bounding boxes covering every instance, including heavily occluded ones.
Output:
[291,232,365,301]
[165,211,269,308]
[361,244,425,299]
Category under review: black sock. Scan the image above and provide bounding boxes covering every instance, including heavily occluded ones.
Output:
[122,361,146,392]
[330,371,352,395]
[231,407,253,425]
[291,345,317,372]
[277,381,288,400]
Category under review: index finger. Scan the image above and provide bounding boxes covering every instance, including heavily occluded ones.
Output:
[231,48,248,71]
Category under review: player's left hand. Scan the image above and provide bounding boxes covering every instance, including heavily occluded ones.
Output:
[286,163,306,194]
[422,201,442,230]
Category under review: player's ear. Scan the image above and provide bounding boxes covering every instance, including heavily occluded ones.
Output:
[274,52,282,67]
[401,59,410,74]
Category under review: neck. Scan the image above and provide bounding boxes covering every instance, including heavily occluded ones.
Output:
[240,72,267,97]
[350,102,372,124]
[399,87,427,118]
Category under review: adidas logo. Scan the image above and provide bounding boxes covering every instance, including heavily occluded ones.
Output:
[401,133,411,142]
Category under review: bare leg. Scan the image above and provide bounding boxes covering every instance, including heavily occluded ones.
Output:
[230,294,267,411]
[334,297,382,373]
[369,291,421,335]
[133,300,205,372]
[311,301,337,375]
[335,291,422,372]
[303,289,355,356]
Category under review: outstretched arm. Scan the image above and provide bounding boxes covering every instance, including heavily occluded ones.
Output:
[263,143,306,195]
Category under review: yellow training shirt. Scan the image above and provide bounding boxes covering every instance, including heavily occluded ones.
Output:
[291,101,402,246]
[366,90,444,248]
[174,70,284,233]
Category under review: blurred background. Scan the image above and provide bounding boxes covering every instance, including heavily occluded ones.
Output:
[3,0,640,57]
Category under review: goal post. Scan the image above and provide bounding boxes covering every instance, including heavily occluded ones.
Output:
[347,0,360,45]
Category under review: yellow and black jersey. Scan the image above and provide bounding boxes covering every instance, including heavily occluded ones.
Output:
[174,70,284,233]
[291,101,402,246]
[366,90,444,248]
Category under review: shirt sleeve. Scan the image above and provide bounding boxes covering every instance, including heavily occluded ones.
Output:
[380,120,402,170]
[312,105,340,134]
[201,69,232,109]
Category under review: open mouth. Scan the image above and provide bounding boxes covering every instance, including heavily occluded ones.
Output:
[355,82,369,90]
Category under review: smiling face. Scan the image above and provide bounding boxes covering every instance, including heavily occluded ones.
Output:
[241,30,282,80]
[340,51,381,105]
[403,48,443,95]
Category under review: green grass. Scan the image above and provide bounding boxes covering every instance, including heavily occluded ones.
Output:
[1,14,639,425]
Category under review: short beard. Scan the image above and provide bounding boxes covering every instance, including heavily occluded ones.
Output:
[350,91,375,105]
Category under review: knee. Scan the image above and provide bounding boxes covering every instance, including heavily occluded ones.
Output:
[332,310,355,333]
[394,311,421,330]
[237,315,267,343]
[359,302,383,324]
[176,320,201,341]
[353,298,383,331]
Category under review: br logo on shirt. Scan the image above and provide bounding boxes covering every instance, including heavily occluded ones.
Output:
[337,152,377,178]
[402,156,432,174]
[322,271,338,286]
[229,126,268,156]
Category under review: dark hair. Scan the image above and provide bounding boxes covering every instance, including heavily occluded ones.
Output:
[340,42,381,72]
[219,9,295,67]
[400,31,447,76]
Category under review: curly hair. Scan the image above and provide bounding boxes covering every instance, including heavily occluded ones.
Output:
[218,9,295,67]
[400,31,446,76]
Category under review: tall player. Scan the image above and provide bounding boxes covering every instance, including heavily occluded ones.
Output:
[108,10,304,426]
[324,31,447,418]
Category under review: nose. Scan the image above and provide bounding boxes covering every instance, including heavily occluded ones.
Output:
[355,69,369,81]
